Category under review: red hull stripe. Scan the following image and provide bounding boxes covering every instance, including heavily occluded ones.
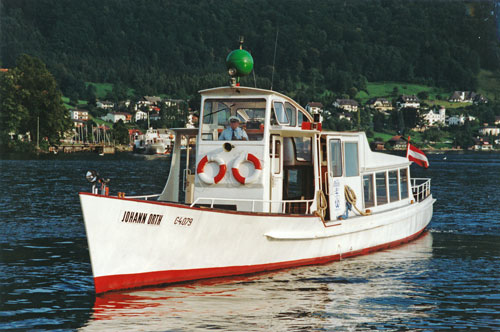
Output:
[93,227,427,294]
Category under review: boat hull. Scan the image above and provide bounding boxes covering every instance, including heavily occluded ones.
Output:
[79,193,434,293]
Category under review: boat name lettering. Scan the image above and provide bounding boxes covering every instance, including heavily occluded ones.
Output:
[174,216,193,226]
[120,211,163,226]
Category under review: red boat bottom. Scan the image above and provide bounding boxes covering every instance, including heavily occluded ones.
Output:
[94,227,427,293]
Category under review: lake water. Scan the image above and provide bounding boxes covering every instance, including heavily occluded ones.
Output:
[1,152,499,331]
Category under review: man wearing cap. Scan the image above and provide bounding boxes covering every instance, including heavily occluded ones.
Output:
[219,116,249,141]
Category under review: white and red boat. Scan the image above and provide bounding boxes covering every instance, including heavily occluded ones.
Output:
[80,47,434,294]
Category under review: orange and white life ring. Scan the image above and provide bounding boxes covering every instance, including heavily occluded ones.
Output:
[232,153,262,184]
[197,155,226,184]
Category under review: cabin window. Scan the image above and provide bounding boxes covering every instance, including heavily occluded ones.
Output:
[363,174,375,208]
[285,102,297,127]
[201,98,266,141]
[298,110,307,126]
[388,170,399,202]
[376,172,388,205]
[400,168,409,199]
[329,139,342,177]
[293,137,312,162]
[284,167,314,200]
[273,139,281,174]
[286,169,300,198]
[345,142,359,177]
[273,102,289,125]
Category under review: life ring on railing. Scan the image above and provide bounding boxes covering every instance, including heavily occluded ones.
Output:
[232,153,262,184]
[197,155,227,184]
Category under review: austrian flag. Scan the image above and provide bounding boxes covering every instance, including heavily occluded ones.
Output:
[406,142,429,168]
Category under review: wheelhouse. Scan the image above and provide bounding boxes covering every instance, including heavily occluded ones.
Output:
[159,86,428,221]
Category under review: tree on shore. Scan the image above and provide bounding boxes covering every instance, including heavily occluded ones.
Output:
[0,54,71,149]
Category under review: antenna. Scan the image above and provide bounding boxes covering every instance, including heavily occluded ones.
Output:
[270,26,279,91]
[252,67,257,88]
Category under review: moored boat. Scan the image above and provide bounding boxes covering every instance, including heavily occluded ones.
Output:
[80,45,434,294]
[133,128,174,155]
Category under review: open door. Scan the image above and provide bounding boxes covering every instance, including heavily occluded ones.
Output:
[327,137,345,220]
[270,135,283,212]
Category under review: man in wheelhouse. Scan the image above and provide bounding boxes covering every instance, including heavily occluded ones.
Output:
[219,115,248,141]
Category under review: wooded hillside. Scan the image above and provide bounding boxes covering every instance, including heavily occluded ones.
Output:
[2,0,499,103]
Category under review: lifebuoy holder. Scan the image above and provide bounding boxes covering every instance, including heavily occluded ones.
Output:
[197,155,227,184]
[232,153,262,184]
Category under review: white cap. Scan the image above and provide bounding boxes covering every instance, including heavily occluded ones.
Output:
[229,115,240,122]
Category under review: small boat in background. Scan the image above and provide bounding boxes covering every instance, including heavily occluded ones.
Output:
[133,128,174,155]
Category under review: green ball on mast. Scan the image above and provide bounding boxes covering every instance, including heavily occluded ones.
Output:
[226,37,253,86]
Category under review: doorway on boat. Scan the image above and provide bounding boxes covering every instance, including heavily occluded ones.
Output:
[180,135,197,204]
[325,137,346,221]
[282,136,314,214]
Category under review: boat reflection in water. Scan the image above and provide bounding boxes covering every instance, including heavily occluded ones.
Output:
[80,232,433,331]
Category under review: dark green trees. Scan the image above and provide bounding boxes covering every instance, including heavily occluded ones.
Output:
[0,54,71,149]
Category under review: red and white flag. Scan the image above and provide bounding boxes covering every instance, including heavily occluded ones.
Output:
[406,141,429,168]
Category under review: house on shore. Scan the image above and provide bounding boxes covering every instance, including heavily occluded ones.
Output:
[473,137,493,151]
[447,114,476,126]
[387,135,407,150]
[333,99,359,113]
[69,109,89,121]
[494,116,500,126]
[423,107,446,127]
[135,110,148,122]
[136,96,162,111]
[448,91,488,104]
[102,112,132,123]
[305,102,324,114]
[396,95,420,109]
[96,100,115,110]
[479,126,500,136]
[366,98,393,112]
[338,112,354,121]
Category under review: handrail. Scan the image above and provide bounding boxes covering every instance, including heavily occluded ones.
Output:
[411,178,431,203]
[124,194,161,201]
[191,197,315,214]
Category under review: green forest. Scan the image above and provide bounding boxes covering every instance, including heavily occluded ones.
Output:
[2,0,499,105]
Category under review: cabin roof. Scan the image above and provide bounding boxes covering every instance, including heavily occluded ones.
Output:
[199,86,313,122]
[322,131,409,170]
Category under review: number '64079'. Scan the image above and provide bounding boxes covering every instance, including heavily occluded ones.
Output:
[174,216,193,226]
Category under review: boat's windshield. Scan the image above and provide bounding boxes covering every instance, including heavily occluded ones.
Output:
[201,98,266,141]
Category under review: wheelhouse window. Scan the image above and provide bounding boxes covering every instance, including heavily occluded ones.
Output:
[293,137,312,162]
[297,110,307,126]
[389,170,399,202]
[273,101,289,125]
[345,142,359,177]
[329,139,342,177]
[400,168,409,199]
[376,172,388,205]
[285,102,297,127]
[363,174,375,208]
[201,98,266,141]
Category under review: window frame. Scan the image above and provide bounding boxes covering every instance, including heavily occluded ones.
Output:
[376,171,388,205]
[344,142,359,177]
[388,169,399,202]
[329,139,343,177]
[273,101,289,125]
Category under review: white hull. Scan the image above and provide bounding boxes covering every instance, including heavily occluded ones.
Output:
[80,192,434,293]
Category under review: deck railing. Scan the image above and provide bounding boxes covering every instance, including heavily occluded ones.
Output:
[190,197,315,214]
[411,178,431,203]
[124,194,161,201]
